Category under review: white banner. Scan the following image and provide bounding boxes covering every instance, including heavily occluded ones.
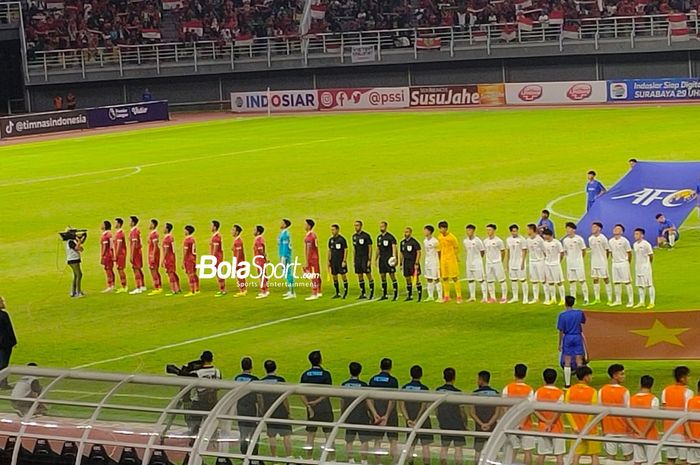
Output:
[350,45,376,63]
[162,0,183,9]
[230,90,318,113]
[317,87,409,111]
[505,81,607,105]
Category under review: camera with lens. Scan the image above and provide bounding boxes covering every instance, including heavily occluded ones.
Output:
[165,359,204,377]
[59,228,88,242]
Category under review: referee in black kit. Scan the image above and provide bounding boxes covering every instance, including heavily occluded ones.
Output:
[352,220,374,299]
[400,227,422,302]
[328,224,349,299]
[376,221,398,301]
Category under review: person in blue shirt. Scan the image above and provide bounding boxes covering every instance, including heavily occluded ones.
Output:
[436,368,466,465]
[536,209,556,238]
[655,213,679,248]
[341,362,371,463]
[234,357,260,457]
[278,219,295,299]
[368,358,400,460]
[585,170,607,211]
[557,295,587,388]
[261,360,292,458]
[142,88,152,102]
[300,350,333,458]
[470,371,500,464]
[400,365,433,465]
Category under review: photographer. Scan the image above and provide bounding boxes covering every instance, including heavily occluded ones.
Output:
[188,351,222,434]
[64,229,85,298]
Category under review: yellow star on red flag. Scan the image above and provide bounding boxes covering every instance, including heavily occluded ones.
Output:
[630,319,690,348]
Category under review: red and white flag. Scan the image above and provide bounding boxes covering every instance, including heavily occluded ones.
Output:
[235,34,254,46]
[561,23,580,39]
[501,24,516,41]
[310,3,326,19]
[46,0,64,9]
[517,15,534,31]
[182,20,203,37]
[670,27,690,41]
[668,13,689,41]
[415,37,442,49]
[549,9,564,25]
[141,28,161,39]
[472,29,488,41]
[514,0,532,9]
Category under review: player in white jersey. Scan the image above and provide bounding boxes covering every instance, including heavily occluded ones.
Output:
[483,224,507,304]
[525,224,548,304]
[463,224,487,302]
[423,225,442,302]
[633,228,655,309]
[588,222,613,305]
[542,229,566,305]
[561,222,590,305]
[608,224,634,307]
[506,224,528,304]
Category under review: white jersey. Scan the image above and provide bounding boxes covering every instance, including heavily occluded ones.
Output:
[609,236,632,263]
[526,235,546,262]
[633,239,654,275]
[562,234,586,269]
[588,233,610,269]
[506,235,527,269]
[483,236,505,264]
[423,236,440,264]
[463,236,485,270]
[543,239,563,266]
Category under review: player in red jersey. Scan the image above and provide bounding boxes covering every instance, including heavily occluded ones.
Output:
[183,224,199,296]
[147,219,163,295]
[129,216,146,294]
[113,217,128,293]
[162,222,181,296]
[210,220,226,296]
[304,219,322,300]
[231,224,247,297]
[100,220,115,292]
[253,225,269,299]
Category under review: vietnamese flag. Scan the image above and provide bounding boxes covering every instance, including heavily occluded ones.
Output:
[585,311,700,360]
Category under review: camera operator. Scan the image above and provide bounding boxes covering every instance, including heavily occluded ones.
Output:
[188,351,221,434]
[65,230,85,298]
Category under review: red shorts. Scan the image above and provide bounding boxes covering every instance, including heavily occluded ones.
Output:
[164,262,176,273]
[101,257,113,268]
[306,261,320,274]
[131,254,143,269]
[149,255,160,269]
[115,255,127,269]
[184,261,196,274]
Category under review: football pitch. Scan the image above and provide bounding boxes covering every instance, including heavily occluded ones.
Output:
[2,105,700,393]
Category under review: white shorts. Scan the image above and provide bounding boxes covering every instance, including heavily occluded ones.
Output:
[545,264,563,283]
[635,270,653,287]
[634,444,661,464]
[591,265,609,279]
[509,434,535,451]
[424,260,440,280]
[509,267,526,281]
[486,262,506,282]
[567,266,586,282]
[529,261,545,282]
[665,434,688,460]
[604,435,634,457]
[466,265,484,282]
[612,262,631,284]
[687,448,700,465]
[536,437,566,456]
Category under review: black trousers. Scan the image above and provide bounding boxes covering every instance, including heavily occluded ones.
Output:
[0,347,13,387]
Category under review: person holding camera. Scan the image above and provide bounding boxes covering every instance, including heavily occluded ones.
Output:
[188,351,221,434]
[65,229,85,298]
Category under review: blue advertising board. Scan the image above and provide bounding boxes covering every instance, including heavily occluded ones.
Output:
[607,78,700,101]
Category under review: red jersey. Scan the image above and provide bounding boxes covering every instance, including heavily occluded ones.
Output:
[253,236,266,263]
[210,232,223,261]
[148,230,160,266]
[101,231,113,263]
[305,231,320,264]
[162,233,176,266]
[130,227,142,254]
[183,236,196,264]
[232,236,245,262]
[114,229,127,259]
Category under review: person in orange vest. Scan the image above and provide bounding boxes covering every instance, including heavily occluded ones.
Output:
[53,95,63,111]
[662,366,694,465]
[685,380,700,465]
[534,368,566,465]
[630,375,659,465]
[598,364,634,462]
[503,363,535,465]
[565,366,600,465]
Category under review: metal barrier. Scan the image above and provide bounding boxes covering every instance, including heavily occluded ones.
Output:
[1,366,700,465]
[23,13,700,82]
[0,1,21,25]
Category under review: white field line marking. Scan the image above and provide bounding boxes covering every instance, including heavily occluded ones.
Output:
[545,191,582,220]
[73,298,374,370]
[0,138,344,188]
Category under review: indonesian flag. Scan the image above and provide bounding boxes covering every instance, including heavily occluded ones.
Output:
[310,3,326,19]
[561,23,580,39]
[517,15,534,31]
[585,311,700,360]
[668,12,688,29]
[472,29,488,41]
[670,27,690,41]
[415,37,442,49]
[141,28,161,39]
[235,34,254,46]
[549,9,565,25]
[182,20,203,37]
[501,24,516,41]
[325,42,342,53]
[46,0,64,9]
[162,0,183,9]
[514,0,532,10]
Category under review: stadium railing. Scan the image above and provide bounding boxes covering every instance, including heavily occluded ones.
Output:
[25,13,699,82]
[1,366,699,465]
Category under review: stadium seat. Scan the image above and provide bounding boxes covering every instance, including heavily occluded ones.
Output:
[148,450,173,465]
[58,441,78,465]
[85,444,117,465]
[118,447,139,465]
[24,438,59,465]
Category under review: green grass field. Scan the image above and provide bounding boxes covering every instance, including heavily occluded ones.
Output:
[2,105,700,398]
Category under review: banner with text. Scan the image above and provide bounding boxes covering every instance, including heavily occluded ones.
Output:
[505,81,607,105]
[87,101,169,128]
[607,78,700,101]
[230,90,318,113]
[0,109,88,138]
[350,45,376,63]
[317,87,408,111]
[409,84,505,107]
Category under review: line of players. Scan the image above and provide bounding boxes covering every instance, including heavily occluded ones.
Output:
[96,217,656,308]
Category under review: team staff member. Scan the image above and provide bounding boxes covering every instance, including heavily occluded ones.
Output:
[352,221,374,299]
[147,219,162,295]
[0,297,17,388]
[300,350,333,458]
[328,224,349,299]
[261,360,293,458]
[400,227,422,302]
[231,225,247,297]
[188,351,221,434]
[400,365,433,465]
[162,223,181,295]
[341,362,371,464]
[113,217,128,293]
[471,371,500,464]
[368,358,400,460]
[376,221,398,301]
[437,221,462,303]
[436,368,467,465]
[304,219,322,300]
[210,220,226,296]
[183,225,199,296]
[100,221,115,293]
[129,216,146,294]
[234,357,260,457]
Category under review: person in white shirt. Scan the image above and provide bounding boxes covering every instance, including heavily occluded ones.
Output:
[463,224,488,302]
[561,222,589,305]
[608,224,634,307]
[506,224,528,304]
[633,228,655,309]
[542,229,566,305]
[588,222,613,305]
[525,224,547,304]
[483,224,507,304]
[423,225,442,302]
